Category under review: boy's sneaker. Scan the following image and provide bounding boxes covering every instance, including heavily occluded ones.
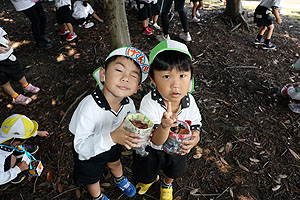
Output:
[11,173,27,184]
[179,32,192,42]
[24,84,40,94]
[254,38,264,45]
[152,23,161,30]
[113,176,136,197]
[168,12,175,22]
[262,42,276,50]
[142,27,153,36]
[160,183,173,200]
[196,10,201,18]
[14,144,39,159]
[79,22,94,29]
[66,33,77,41]
[59,28,70,35]
[191,16,200,23]
[93,193,109,200]
[13,94,32,105]
[156,34,171,42]
[136,175,159,195]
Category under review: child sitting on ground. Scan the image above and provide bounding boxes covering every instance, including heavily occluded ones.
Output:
[133,40,202,200]
[72,0,104,29]
[69,46,150,200]
[55,0,77,41]
[253,0,282,50]
[0,114,49,185]
[280,83,300,114]
[0,27,40,105]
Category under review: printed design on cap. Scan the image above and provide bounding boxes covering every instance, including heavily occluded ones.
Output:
[125,47,149,76]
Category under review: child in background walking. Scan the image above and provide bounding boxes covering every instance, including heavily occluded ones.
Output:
[253,0,282,50]
[72,0,104,29]
[0,27,40,105]
[69,47,150,200]
[133,40,201,200]
[190,0,203,23]
[137,0,154,35]
[55,0,77,41]
[150,0,161,30]
[0,114,49,185]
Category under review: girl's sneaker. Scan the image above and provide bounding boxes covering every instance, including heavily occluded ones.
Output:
[13,94,32,105]
[142,27,153,36]
[179,32,192,42]
[24,84,40,93]
[191,16,200,23]
[262,42,276,50]
[113,176,136,197]
[59,28,70,35]
[66,33,77,41]
[152,23,161,30]
[196,10,201,18]
[79,22,94,29]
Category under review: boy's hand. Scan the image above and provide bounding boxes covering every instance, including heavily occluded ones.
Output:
[179,130,200,155]
[37,131,50,138]
[17,161,29,171]
[161,101,178,129]
[276,17,282,24]
[111,122,143,150]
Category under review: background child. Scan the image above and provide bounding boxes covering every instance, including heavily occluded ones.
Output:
[55,0,77,41]
[253,0,282,50]
[150,0,161,30]
[0,114,49,185]
[190,0,203,23]
[69,47,150,200]
[137,0,154,35]
[0,27,40,105]
[72,0,104,29]
[133,40,201,199]
[10,0,52,49]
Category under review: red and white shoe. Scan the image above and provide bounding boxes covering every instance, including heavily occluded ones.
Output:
[23,84,40,94]
[59,28,70,36]
[142,27,153,36]
[13,94,32,105]
[66,33,77,41]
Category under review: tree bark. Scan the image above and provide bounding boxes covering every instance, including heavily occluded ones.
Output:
[103,0,131,49]
[224,0,249,31]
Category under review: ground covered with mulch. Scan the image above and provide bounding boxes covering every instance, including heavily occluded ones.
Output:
[1,1,300,199]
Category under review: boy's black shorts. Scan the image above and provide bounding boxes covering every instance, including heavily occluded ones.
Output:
[73,144,123,185]
[56,5,73,24]
[132,146,187,184]
[254,5,273,27]
[152,2,160,16]
[0,57,24,85]
[137,2,152,21]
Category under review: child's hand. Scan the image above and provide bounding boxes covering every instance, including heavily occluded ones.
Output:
[161,101,178,129]
[99,19,104,23]
[17,161,29,171]
[276,17,282,24]
[37,131,50,138]
[179,130,200,155]
[111,122,143,150]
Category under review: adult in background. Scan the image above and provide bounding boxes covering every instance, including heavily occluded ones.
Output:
[10,0,52,49]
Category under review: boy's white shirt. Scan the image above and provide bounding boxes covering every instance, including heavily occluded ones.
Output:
[55,0,72,8]
[139,0,155,3]
[139,90,202,150]
[69,93,136,161]
[72,1,94,19]
[0,150,21,185]
[10,0,35,12]
[0,28,14,61]
[259,0,281,8]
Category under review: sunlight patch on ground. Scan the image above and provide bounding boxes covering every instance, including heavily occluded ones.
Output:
[57,53,65,62]
[12,40,30,49]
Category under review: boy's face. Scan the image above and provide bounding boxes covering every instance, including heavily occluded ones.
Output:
[100,56,141,99]
[152,68,191,105]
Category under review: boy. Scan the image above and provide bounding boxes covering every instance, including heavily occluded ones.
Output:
[55,0,77,41]
[0,114,49,185]
[69,47,150,200]
[0,27,41,105]
[253,0,282,50]
[133,40,201,200]
[72,0,104,29]
[137,0,155,35]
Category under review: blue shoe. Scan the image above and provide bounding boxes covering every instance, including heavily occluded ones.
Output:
[92,193,109,200]
[113,176,136,197]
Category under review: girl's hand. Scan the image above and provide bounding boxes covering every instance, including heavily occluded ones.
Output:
[161,101,178,130]
[17,161,29,171]
[37,131,50,138]
[179,130,200,155]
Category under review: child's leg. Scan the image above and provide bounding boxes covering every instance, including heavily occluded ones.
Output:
[265,24,274,40]
[163,176,174,185]
[197,0,204,9]
[87,182,101,198]
[18,76,29,88]
[192,1,198,18]
[107,159,122,178]
[152,15,159,24]
[160,175,174,199]
[66,23,74,33]
[2,81,18,97]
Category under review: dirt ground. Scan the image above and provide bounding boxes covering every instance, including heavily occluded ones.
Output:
[1,1,300,200]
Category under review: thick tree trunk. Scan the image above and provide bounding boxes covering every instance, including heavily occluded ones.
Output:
[224,0,249,30]
[103,0,131,49]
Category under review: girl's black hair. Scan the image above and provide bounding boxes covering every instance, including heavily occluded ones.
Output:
[104,55,142,84]
[149,50,193,80]
[82,0,87,7]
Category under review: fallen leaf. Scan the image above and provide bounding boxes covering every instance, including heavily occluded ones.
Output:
[249,158,260,163]
[220,157,229,165]
[174,196,181,200]
[238,164,250,172]
[219,146,224,153]
[272,185,281,191]
[121,150,133,156]
[229,187,234,198]
[279,174,288,179]
[101,183,111,187]
[46,171,52,182]
[75,188,81,198]
[193,153,202,159]
[289,148,300,160]
[58,183,63,193]
[225,142,232,154]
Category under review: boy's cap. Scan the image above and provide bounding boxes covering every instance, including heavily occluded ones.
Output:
[93,47,149,88]
[149,40,192,65]
[0,114,38,144]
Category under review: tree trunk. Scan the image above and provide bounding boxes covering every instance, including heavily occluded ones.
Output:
[103,0,131,49]
[224,0,249,31]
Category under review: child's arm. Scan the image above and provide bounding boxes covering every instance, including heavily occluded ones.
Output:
[0,160,28,185]
[151,101,178,146]
[110,122,142,150]
[92,12,104,23]
[272,8,282,24]
[37,130,50,138]
[179,130,200,155]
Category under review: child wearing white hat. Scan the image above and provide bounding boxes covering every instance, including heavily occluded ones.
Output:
[69,46,149,200]
[0,114,49,185]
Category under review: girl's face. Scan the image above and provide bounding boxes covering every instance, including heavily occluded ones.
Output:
[152,68,191,107]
